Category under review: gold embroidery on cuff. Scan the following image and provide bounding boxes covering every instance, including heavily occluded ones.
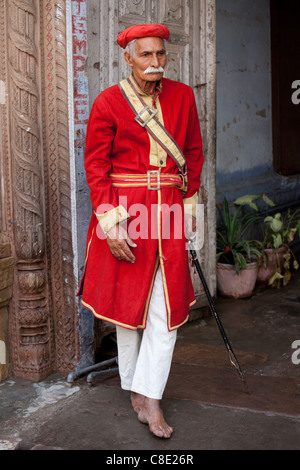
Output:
[183,192,199,218]
[95,205,130,234]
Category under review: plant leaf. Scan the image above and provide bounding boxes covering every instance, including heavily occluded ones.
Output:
[262,194,275,207]
[283,271,291,287]
[234,194,259,209]
[272,233,283,249]
[266,216,283,233]
[287,228,297,242]
[268,271,283,286]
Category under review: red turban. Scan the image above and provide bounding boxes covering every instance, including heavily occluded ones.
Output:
[117,24,170,49]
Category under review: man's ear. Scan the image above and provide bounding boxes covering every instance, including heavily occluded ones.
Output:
[124,52,133,67]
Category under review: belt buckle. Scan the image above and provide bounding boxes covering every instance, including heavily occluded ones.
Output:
[135,105,157,128]
[147,170,160,190]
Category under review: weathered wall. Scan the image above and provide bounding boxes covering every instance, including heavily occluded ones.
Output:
[0,235,14,381]
[216,0,300,206]
[71,0,94,369]
[72,0,91,277]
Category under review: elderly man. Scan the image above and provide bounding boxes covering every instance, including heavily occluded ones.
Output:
[78,24,204,439]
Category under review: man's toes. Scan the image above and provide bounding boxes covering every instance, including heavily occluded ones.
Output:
[150,423,173,439]
[150,425,165,439]
[164,426,173,439]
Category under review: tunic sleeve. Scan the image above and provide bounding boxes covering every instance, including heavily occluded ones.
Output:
[183,88,204,213]
[84,93,130,234]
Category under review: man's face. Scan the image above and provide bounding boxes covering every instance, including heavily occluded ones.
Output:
[125,37,167,84]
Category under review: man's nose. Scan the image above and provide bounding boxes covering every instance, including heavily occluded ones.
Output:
[151,54,160,67]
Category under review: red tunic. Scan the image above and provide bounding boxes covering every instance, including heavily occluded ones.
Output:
[77,77,204,331]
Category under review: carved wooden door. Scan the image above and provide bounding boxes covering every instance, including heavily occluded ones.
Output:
[87,0,216,306]
[0,0,82,380]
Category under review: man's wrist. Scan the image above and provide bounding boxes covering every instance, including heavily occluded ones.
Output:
[183,192,198,218]
[95,205,130,235]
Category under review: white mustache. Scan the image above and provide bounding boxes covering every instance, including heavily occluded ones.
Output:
[144,66,165,74]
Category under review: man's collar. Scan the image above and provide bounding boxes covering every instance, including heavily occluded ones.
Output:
[130,72,163,97]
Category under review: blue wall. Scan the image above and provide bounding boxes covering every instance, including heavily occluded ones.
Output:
[216,0,300,207]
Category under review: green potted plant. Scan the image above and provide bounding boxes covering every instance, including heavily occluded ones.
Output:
[216,197,263,298]
[260,210,300,287]
[234,194,300,288]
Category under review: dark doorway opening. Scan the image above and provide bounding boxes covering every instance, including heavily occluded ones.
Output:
[270,0,300,176]
[94,320,117,363]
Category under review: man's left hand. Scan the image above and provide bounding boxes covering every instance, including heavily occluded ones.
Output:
[185,214,197,240]
[106,224,137,263]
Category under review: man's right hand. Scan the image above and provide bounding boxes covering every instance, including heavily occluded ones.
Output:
[106,225,137,263]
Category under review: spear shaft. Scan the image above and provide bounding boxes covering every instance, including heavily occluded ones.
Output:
[188,241,246,384]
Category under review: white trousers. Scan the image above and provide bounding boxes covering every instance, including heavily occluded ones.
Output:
[116,267,177,400]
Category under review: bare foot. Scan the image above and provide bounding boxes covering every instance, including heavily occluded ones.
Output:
[138,398,173,439]
[131,392,145,414]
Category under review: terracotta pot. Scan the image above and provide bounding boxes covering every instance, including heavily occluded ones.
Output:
[217,262,258,299]
[257,247,286,284]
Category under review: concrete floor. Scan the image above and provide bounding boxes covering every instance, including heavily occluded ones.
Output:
[1,271,300,451]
